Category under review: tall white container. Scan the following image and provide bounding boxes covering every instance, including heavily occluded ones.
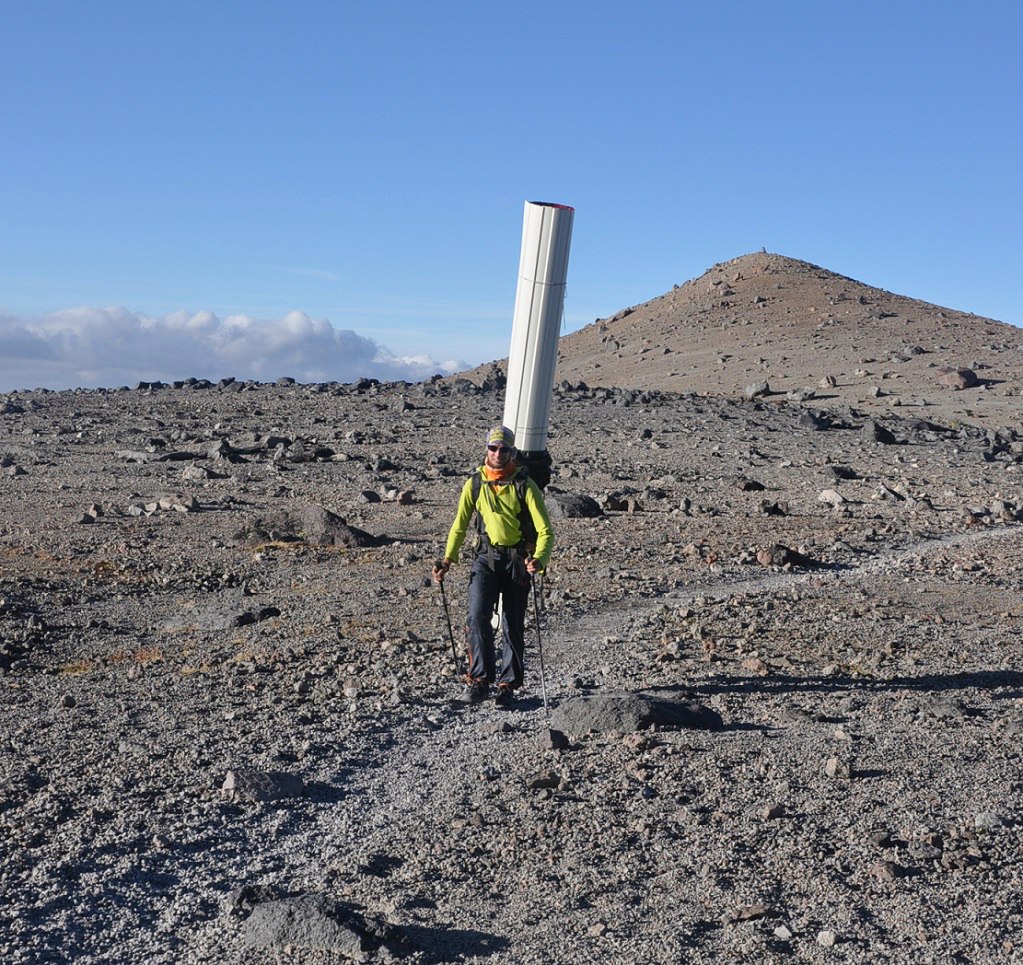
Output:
[502,201,574,455]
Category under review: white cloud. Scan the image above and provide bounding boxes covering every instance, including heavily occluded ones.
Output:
[0,307,466,391]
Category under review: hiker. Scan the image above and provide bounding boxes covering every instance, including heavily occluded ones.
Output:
[433,425,553,706]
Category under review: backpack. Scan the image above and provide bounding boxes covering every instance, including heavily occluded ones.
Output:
[470,468,537,554]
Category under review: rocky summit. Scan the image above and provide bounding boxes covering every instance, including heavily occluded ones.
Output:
[2,253,1023,963]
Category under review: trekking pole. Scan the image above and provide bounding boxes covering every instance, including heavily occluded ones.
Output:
[531,575,550,722]
[435,561,461,676]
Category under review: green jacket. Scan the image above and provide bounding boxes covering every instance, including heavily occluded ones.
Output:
[444,466,554,569]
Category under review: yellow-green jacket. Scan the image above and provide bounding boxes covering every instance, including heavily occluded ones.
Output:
[444,467,554,570]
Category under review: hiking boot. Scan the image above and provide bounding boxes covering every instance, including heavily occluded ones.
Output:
[494,686,516,708]
[461,680,489,705]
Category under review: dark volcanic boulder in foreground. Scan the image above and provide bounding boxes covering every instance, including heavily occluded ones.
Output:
[293,503,388,547]
[544,492,603,519]
[242,894,416,958]
[551,690,723,735]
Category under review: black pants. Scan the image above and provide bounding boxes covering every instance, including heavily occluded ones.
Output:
[465,549,529,689]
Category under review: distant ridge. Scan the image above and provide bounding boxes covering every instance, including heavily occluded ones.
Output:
[461,251,1023,429]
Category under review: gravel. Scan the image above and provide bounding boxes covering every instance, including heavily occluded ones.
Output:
[2,354,1023,962]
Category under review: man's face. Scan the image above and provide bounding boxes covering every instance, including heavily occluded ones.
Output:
[485,443,512,470]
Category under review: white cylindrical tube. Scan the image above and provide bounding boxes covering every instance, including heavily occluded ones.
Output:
[502,201,574,455]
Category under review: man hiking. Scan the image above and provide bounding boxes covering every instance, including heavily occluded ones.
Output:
[433,425,553,706]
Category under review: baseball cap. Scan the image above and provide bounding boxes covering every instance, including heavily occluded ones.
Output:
[486,425,515,448]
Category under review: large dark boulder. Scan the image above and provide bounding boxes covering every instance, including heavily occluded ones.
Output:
[236,503,387,548]
[242,894,416,958]
[936,366,979,390]
[544,492,603,519]
[550,690,723,735]
[862,419,898,445]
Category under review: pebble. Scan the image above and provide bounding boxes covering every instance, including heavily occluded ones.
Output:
[824,757,851,779]
[974,812,1003,831]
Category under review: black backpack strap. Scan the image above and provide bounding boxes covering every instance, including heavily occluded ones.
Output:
[469,472,495,570]
[514,469,537,554]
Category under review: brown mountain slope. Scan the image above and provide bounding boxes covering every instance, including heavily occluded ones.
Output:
[466,251,1023,429]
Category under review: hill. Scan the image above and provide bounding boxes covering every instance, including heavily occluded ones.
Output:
[468,251,1023,429]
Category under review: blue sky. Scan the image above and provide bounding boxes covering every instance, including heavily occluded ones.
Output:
[1,1,1020,390]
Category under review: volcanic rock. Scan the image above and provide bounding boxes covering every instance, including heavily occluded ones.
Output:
[242,895,416,958]
[221,769,305,803]
[550,691,723,735]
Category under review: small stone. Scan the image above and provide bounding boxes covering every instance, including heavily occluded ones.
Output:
[527,770,561,790]
[863,420,897,444]
[774,924,793,940]
[544,729,570,751]
[818,488,846,507]
[817,929,837,948]
[763,803,786,820]
[221,769,305,803]
[736,477,766,492]
[182,465,218,481]
[824,757,850,779]
[975,812,1003,831]
[731,903,772,922]
[622,732,655,752]
[926,698,965,720]
[741,657,770,676]
[871,860,905,880]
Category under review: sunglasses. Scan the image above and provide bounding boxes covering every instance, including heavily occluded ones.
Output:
[487,444,510,453]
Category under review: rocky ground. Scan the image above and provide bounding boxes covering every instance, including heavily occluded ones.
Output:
[4,252,1023,963]
[2,367,1023,964]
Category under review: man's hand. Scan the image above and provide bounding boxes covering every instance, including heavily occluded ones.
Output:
[526,558,543,575]
[433,559,451,584]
